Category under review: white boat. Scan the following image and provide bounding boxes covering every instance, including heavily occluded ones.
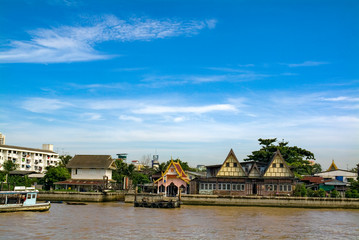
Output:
[0,186,50,213]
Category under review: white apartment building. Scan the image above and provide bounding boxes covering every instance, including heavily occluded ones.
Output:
[0,143,60,173]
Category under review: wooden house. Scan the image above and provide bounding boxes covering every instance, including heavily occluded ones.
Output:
[196,149,295,196]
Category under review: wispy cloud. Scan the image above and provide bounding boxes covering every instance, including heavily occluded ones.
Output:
[133,104,237,114]
[119,115,143,123]
[0,15,216,63]
[284,61,329,67]
[322,96,359,102]
[22,98,72,113]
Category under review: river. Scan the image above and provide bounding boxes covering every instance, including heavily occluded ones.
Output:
[0,202,358,239]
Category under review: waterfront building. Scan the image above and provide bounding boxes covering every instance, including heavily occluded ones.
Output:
[55,155,116,192]
[154,159,190,197]
[194,149,295,196]
[0,143,60,173]
[314,160,358,184]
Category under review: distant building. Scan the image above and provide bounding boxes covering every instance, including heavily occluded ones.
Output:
[0,143,60,173]
[193,149,295,196]
[116,153,128,162]
[55,155,116,192]
[314,160,357,184]
[152,155,159,169]
[196,165,206,171]
[0,133,5,145]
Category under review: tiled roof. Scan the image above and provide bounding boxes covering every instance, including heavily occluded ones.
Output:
[54,179,115,185]
[301,176,324,184]
[66,155,115,169]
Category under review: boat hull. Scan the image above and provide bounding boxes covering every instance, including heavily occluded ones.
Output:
[0,202,51,213]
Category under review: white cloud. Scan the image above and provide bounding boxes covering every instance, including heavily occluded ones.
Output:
[22,98,72,113]
[133,104,237,114]
[322,96,359,102]
[0,16,216,63]
[285,61,329,67]
[119,115,143,123]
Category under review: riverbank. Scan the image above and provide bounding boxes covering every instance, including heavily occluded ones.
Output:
[38,191,125,202]
[125,193,359,209]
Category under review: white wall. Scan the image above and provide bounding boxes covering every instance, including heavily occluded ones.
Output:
[71,168,113,180]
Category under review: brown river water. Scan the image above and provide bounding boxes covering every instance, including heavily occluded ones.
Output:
[0,202,358,240]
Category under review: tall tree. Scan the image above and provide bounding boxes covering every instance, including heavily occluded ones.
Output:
[245,138,319,177]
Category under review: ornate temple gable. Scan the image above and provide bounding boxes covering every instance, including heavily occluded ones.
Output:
[248,163,261,178]
[154,159,189,184]
[263,150,294,178]
[327,160,338,171]
[216,149,247,177]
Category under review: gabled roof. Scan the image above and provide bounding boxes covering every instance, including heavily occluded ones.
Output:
[263,149,294,177]
[248,162,261,177]
[216,149,247,177]
[327,160,338,171]
[66,155,115,169]
[154,159,189,184]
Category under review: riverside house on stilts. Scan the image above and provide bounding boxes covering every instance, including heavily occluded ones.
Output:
[194,149,295,196]
[154,159,190,197]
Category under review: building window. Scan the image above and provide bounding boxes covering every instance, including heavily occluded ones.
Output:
[227,184,231,190]
[204,184,208,190]
[213,184,216,190]
[279,185,283,191]
[200,183,204,190]
[241,184,245,191]
[283,185,288,191]
[226,162,230,167]
[280,163,284,168]
[209,184,212,190]
[234,163,237,167]
[272,163,276,168]
[218,184,222,190]
[274,185,277,191]
[288,185,292,192]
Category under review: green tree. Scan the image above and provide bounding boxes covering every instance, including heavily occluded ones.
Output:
[59,155,72,167]
[42,166,70,190]
[2,160,18,183]
[245,138,319,176]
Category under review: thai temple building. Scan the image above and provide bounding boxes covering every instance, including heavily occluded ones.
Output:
[192,149,296,196]
[154,159,190,197]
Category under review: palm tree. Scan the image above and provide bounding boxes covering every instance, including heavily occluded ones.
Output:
[3,160,17,183]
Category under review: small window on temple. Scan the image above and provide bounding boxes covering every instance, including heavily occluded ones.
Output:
[234,163,237,167]
[226,162,230,167]
[272,163,276,168]
[280,163,284,168]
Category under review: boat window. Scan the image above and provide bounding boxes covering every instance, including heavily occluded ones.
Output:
[27,194,32,199]
[32,194,36,198]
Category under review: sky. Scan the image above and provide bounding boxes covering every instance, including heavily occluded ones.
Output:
[0,0,358,169]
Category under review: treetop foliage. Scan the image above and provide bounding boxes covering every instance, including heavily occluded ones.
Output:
[245,138,321,176]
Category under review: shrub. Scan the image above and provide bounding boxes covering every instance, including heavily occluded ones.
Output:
[318,189,326,197]
[330,190,340,198]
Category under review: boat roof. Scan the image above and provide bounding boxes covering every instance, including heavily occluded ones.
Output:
[0,186,38,194]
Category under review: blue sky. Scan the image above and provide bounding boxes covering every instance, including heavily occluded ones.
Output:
[0,0,358,169]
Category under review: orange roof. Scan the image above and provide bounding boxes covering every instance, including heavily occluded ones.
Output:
[154,159,189,184]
